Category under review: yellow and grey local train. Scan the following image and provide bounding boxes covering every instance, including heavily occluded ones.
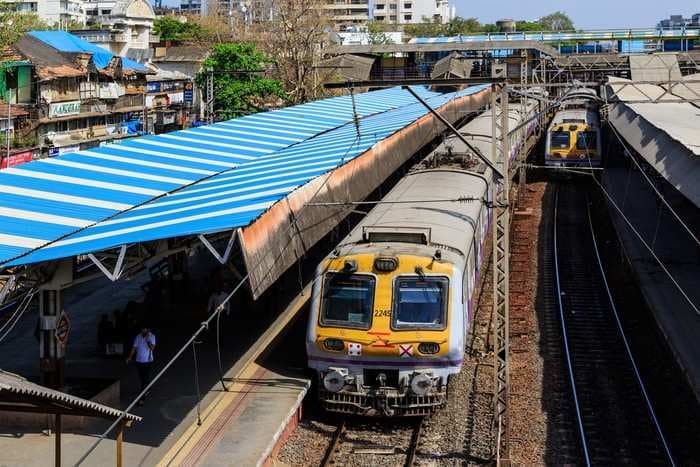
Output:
[306,99,538,417]
[545,87,602,168]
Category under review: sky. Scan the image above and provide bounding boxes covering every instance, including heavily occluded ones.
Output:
[451,0,699,29]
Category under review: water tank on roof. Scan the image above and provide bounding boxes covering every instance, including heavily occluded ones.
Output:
[496,19,516,32]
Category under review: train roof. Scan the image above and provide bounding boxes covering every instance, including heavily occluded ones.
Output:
[550,108,600,127]
[336,168,488,262]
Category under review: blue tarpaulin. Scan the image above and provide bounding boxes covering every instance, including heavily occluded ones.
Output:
[28,31,147,72]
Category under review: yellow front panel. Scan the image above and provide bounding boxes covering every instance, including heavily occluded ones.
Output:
[316,253,454,359]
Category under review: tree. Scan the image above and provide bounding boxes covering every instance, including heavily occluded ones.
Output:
[249,0,334,104]
[367,21,394,45]
[445,16,481,35]
[195,43,287,120]
[0,9,49,49]
[404,18,446,37]
[539,11,574,31]
[153,16,207,42]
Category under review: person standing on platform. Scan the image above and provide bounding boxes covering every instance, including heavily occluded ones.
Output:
[126,326,156,406]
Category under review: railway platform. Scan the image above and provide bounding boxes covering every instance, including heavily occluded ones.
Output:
[157,286,312,467]
[602,164,700,398]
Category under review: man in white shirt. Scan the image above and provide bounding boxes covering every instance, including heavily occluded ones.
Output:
[126,327,156,406]
[207,286,230,317]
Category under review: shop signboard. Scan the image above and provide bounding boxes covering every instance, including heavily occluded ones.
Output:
[0,150,33,169]
[184,82,194,103]
[49,101,81,118]
[147,82,161,93]
[168,92,184,104]
[48,145,80,157]
[161,81,177,92]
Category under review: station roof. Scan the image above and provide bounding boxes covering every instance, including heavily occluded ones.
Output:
[607,77,700,208]
[0,370,141,421]
[0,85,487,268]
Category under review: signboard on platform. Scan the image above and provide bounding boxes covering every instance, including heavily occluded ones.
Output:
[55,311,70,346]
[183,82,194,103]
[0,151,32,169]
[49,101,81,118]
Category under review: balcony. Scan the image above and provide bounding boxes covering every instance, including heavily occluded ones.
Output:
[325,3,368,9]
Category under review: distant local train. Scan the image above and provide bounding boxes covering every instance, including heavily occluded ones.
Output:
[545,87,602,168]
[305,98,538,417]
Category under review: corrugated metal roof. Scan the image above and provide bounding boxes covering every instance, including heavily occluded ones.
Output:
[608,77,700,155]
[0,370,141,421]
[0,86,485,267]
[608,77,700,209]
[629,53,681,82]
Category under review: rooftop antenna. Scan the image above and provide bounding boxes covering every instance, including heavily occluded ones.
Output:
[348,83,361,140]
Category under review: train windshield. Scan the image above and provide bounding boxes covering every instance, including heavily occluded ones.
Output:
[550,131,570,149]
[392,277,448,330]
[576,131,597,151]
[320,273,375,329]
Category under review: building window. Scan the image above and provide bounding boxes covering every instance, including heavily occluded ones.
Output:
[375,15,385,20]
[389,15,396,21]
[404,14,411,21]
[389,3,396,9]
[101,9,110,14]
[404,2,411,8]
[375,3,384,9]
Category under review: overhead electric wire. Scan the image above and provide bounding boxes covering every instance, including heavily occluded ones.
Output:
[585,200,676,466]
[588,174,700,315]
[607,122,700,247]
[0,288,37,344]
[73,87,482,464]
[75,112,365,466]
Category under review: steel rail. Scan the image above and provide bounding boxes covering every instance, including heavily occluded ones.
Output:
[404,418,424,467]
[552,187,591,467]
[320,421,346,467]
[585,202,676,466]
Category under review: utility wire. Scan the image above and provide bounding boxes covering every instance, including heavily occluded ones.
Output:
[589,175,700,315]
[75,274,250,466]
[607,122,700,247]
[74,86,473,464]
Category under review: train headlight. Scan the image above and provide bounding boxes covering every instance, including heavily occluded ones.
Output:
[418,342,440,355]
[323,368,347,393]
[323,338,344,352]
[374,256,398,272]
[410,373,433,396]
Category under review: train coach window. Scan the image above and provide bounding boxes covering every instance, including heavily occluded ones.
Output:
[320,273,375,329]
[392,277,448,330]
[576,131,597,150]
[550,131,571,149]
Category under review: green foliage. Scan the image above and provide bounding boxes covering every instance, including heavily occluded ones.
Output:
[539,11,574,31]
[367,21,394,45]
[402,11,575,38]
[0,9,49,49]
[153,16,206,42]
[0,132,38,149]
[195,43,287,120]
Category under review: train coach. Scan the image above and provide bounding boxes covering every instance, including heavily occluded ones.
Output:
[305,99,538,417]
[545,87,603,168]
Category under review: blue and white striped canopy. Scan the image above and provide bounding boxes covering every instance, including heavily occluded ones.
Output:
[0,85,488,268]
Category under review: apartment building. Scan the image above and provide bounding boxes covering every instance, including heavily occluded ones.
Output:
[0,0,87,25]
[373,0,454,25]
[324,0,370,31]
[0,31,150,157]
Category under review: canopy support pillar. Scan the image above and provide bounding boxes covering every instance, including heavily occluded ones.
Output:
[55,413,61,467]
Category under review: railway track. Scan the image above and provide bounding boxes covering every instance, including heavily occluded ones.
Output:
[552,182,674,466]
[320,418,424,467]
